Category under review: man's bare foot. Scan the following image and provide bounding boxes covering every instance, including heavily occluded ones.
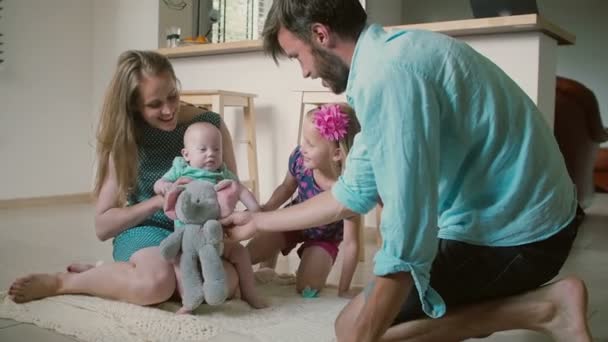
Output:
[8,273,64,303]
[541,277,592,342]
[66,263,95,273]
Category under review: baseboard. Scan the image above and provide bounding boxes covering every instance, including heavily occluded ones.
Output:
[0,192,94,209]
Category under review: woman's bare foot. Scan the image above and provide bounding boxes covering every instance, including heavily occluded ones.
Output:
[540,277,592,342]
[66,263,95,273]
[8,273,65,303]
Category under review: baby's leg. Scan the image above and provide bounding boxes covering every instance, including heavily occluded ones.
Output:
[223,242,268,309]
[246,231,286,266]
[296,245,334,294]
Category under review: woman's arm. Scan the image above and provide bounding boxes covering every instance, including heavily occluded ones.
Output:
[338,215,361,297]
[95,158,164,241]
[262,172,298,211]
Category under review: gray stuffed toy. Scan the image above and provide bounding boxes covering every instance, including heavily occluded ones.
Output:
[159,179,240,313]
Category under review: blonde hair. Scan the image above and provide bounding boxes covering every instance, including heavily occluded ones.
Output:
[94,50,178,204]
[306,103,360,175]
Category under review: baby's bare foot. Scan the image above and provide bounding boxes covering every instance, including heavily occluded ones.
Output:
[244,294,269,309]
[541,277,592,342]
[66,263,95,273]
[8,273,63,303]
[176,306,193,315]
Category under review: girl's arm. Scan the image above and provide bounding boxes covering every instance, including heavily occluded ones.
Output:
[338,215,361,298]
[95,158,164,241]
[262,172,298,211]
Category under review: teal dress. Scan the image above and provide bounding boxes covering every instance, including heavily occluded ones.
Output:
[112,112,222,262]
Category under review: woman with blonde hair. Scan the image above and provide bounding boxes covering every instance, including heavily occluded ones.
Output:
[9,50,243,306]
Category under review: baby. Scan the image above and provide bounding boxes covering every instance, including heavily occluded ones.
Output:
[154,121,266,310]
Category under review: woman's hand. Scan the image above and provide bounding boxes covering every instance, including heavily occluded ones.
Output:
[220,211,258,241]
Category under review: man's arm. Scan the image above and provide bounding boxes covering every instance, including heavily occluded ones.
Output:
[354,273,412,342]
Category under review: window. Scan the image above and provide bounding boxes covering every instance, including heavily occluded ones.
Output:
[212,0,272,43]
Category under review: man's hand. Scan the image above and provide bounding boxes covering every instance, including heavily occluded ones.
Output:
[220,211,258,241]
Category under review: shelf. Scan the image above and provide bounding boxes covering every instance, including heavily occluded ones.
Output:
[158,14,574,59]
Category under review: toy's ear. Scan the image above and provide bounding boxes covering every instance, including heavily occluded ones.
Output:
[215,180,240,218]
[164,185,186,220]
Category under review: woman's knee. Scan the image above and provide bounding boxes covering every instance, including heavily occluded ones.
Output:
[130,248,177,305]
[132,265,176,305]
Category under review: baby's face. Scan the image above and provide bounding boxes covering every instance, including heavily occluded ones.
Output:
[182,123,223,170]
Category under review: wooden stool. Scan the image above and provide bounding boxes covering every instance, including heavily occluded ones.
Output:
[180,90,260,199]
[294,90,372,262]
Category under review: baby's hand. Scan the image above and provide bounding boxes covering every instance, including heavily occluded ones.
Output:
[159,182,173,195]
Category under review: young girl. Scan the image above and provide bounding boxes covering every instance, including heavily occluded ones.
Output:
[247,103,362,298]
[8,50,246,308]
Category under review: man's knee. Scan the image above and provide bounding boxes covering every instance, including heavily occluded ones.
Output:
[334,304,352,340]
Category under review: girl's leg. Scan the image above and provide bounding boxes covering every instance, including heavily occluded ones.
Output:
[9,247,177,305]
[246,231,287,265]
[295,245,333,293]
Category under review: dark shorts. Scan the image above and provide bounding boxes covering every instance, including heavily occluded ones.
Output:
[383,207,584,325]
[281,231,341,263]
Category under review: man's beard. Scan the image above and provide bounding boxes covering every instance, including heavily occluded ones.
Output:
[312,45,350,94]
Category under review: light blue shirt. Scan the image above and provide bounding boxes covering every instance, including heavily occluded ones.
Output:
[332,24,577,318]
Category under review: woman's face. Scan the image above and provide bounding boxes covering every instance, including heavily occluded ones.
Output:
[137,71,180,131]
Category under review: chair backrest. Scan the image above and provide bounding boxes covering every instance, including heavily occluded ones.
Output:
[556,77,608,143]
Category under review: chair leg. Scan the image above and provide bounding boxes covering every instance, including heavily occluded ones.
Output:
[243,97,260,199]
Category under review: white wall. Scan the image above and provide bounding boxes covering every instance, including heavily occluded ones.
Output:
[366,0,404,26]
[400,0,608,145]
[92,0,159,122]
[0,0,94,200]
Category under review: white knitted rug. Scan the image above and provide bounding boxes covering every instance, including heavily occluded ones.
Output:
[0,271,348,342]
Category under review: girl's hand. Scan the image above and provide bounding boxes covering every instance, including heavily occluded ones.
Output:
[221,211,258,241]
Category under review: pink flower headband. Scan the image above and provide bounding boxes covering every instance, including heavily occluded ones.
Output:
[313,104,350,141]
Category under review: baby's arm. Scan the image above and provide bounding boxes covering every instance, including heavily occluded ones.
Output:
[239,184,262,212]
[261,171,298,211]
[338,215,362,298]
[153,178,174,196]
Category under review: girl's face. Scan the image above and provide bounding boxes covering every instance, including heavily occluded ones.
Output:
[300,117,339,171]
[137,72,180,131]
